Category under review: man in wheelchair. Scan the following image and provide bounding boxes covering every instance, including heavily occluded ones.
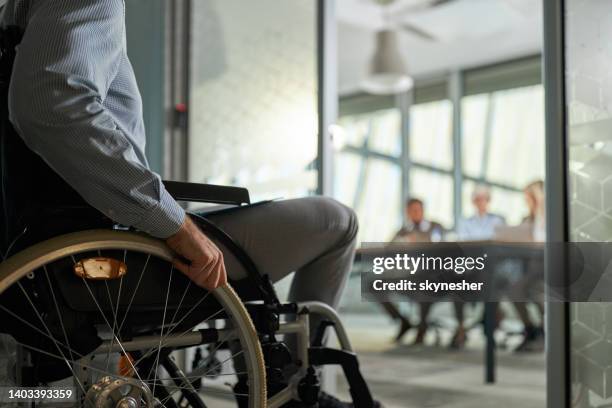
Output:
[0,1,381,407]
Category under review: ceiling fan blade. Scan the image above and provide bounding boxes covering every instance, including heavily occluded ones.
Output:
[399,23,438,41]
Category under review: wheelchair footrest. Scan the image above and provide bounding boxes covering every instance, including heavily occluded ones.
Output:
[309,347,375,408]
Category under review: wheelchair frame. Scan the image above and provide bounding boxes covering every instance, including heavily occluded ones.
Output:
[0,182,375,408]
[162,182,375,408]
[0,23,374,408]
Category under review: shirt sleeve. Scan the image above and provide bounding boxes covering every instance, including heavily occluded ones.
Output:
[7,0,185,238]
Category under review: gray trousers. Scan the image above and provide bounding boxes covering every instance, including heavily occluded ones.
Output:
[202,196,358,367]
[204,196,358,314]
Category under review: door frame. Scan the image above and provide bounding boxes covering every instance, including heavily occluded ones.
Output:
[543,0,570,407]
[167,0,335,194]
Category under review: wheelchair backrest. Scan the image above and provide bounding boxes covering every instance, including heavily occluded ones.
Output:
[0,26,104,255]
[0,25,26,252]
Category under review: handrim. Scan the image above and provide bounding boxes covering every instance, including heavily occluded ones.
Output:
[0,229,267,408]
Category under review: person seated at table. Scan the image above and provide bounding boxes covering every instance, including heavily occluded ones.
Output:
[457,185,506,240]
[453,185,506,348]
[510,180,546,352]
[379,198,444,344]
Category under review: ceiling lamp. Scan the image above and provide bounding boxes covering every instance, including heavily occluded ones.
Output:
[362,29,414,95]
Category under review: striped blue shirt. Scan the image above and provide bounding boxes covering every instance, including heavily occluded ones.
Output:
[1,0,185,238]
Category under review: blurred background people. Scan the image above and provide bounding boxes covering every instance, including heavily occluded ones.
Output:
[523,180,546,243]
[379,198,444,344]
[394,198,444,243]
[452,186,507,349]
[510,180,546,352]
[458,185,506,241]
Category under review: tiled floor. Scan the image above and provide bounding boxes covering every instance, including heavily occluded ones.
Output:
[0,314,546,408]
[334,313,546,408]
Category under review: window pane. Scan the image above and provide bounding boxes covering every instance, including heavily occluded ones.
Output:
[336,107,402,243]
[488,187,526,226]
[461,94,489,178]
[333,152,362,210]
[357,159,402,242]
[367,109,401,157]
[337,108,401,157]
[409,100,453,170]
[189,0,317,200]
[461,180,476,220]
[485,85,545,188]
[334,155,402,242]
[336,115,369,148]
[410,168,453,228]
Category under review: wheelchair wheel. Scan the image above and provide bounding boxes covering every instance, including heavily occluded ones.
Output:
[0,230,266,408]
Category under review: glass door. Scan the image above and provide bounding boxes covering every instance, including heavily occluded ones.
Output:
[187,0,319,201]
[563,1,612,407]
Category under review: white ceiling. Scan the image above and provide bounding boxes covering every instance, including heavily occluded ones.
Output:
[337,0,543,94]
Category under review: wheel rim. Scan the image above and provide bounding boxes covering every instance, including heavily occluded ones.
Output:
[0,230,266,408]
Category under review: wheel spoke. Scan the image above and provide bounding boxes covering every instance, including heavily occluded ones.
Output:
[79,277,145,385]
[105,274,123,373]
[0,303,86,361]
[150,371,249,382]
[16,282,86,395]
[158,384,248,407]
[131,307,224,369]
[10,339,134,383]
[166,280,192,341]
[203,350,243,378]
[116,254,151,335]
[42,266,75,364]
[151,266,174,397]
[1,237,264,408]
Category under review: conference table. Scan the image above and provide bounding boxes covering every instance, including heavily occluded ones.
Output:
[355,241,544,384]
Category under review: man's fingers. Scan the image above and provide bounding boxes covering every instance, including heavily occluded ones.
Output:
[198,247,220,271]
[202,251,224,288]
[204,258,226,290]
[204,262,221,289]
[172,258,191,275]
[215,256,228,287]
[218,265,228,287]
[168,222,226,290]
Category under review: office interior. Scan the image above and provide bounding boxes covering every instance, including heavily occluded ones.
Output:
[0,0,610,407]
[180,1,548,405]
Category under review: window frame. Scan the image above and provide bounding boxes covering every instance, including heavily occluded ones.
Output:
[338,54,543,230]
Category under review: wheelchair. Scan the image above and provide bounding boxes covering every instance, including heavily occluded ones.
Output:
[0,27,374,408]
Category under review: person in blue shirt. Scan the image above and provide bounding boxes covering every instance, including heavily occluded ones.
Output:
[453,185,506,348]
[457,185,506,241]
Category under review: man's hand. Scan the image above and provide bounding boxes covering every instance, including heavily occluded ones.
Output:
[165,215,227,290]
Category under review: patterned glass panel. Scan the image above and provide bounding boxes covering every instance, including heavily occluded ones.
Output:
[189,0,317,200]
[566,1,612,406]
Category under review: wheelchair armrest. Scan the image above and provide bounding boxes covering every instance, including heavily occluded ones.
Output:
[163,181,251,205]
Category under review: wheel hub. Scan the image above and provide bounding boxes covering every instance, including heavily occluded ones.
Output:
[85,376,153,408]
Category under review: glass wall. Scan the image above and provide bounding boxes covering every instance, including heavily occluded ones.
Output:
[333,107,403,242]
[335,62,545,242]
[565,1,612,406]
[409,99,454,227]
[189,0,318,201]
[461,85,545,225]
